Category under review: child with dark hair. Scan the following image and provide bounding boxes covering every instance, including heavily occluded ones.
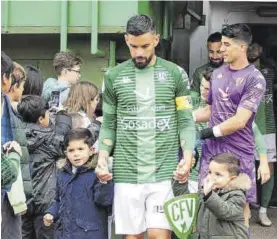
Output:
[17,95,72,239]
[44,128,114,239]
[196,153,250,238]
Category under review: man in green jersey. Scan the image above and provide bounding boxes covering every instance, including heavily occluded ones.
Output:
[190,32,224,98]
[96,15,195,239]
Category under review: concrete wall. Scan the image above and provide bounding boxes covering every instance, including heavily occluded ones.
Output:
[189,0,211,78]
[1,34,111,88]
[171,29,191,74]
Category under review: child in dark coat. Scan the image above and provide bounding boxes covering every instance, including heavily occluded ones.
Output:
[196,153,250,239]
[17,95,72,239]
[44,128,114,239]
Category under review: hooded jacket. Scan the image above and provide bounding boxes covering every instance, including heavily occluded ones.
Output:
[1,95,29,214]
[196,174,251,239]
[42,78,71,105]
[46,162,114,239]
[23,111,72,215]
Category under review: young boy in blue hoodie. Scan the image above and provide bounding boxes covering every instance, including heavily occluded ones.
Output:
[42,51,82,106]
[44,128,114,239]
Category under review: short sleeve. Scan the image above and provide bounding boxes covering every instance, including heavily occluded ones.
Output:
[239,72,266,113]
[176,66,190,97]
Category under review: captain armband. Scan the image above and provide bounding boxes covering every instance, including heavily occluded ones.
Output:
[175,96,193,110]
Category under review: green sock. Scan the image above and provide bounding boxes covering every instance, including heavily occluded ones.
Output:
[261,170,275,208]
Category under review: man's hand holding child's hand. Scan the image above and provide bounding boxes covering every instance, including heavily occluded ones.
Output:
[95,157,113,184]
[43,214,54,227]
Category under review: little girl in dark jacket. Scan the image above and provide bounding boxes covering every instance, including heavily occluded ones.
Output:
[44,128,114,239]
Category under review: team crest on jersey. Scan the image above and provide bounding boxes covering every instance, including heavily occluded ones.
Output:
[217,73,223,79]
[157,72,168,82]
[236,77,244,86]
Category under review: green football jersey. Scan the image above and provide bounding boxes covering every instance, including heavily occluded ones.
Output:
[255,65,276,135]
[99,57,195,183]
[189,98,207,182]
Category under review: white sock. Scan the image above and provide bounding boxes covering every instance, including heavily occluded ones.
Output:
[259,207,267,214]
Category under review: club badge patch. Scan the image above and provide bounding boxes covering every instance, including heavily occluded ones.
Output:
[164,194,199,239]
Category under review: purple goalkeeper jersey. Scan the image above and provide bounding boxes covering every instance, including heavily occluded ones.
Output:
[200,64,266,203]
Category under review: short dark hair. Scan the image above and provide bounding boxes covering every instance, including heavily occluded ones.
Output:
[64,128,95,149]
[126,14,156,36]
[53,52,83,76]
[207,32,222,43]
[1,51,14,79]
[17,95,47,123]
[203,67,214,82]
[221,24,252,45]
[211,152,241,176]
[23,65,44,96]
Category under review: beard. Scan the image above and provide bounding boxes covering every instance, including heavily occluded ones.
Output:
[248,56,260,63]
[209,58,224,68]
[132,55,153,69]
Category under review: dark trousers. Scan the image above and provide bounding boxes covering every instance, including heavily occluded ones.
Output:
[1,193,22,239]
[22,214,55,239]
